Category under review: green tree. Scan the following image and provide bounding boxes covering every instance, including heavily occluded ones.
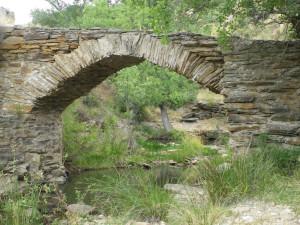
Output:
[31,0,90,27]
[32,0,300,39]
[166,0,300,38]
[113,62,198,131]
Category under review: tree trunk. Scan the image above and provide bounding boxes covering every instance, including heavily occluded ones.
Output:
[159,104,172,132]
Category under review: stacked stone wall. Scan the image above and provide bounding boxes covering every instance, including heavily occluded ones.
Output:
[222,39,300,149]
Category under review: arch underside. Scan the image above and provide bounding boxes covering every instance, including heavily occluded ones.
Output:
[20,33,224,112]
[33,55,143,111]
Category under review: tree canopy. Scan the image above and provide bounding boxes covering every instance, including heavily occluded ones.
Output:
[32,0,300,39]
[113,62,198,112]
[112,62,198,130]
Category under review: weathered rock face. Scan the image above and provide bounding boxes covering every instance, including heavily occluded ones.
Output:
[181,102,226,122]
[222,39,300,149]
[0,7,14,26]
[0,26,299,182]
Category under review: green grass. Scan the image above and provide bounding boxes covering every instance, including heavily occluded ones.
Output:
[63,98,214,168]
[184,143,300,206]
[262,168,300,214]
[0,180,44,225]
[130,133,217,164]
[86,169,173,222]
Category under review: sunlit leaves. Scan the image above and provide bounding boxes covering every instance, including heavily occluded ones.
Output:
[112,62,198,114]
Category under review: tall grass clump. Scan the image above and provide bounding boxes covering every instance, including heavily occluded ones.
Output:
[193,138,300,204]
[86,169,172,222]
[254,134,300,175]
[197,150,276,204]
[0,181,43,225]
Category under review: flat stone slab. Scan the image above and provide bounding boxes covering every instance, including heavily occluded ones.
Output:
[66,203,95,216]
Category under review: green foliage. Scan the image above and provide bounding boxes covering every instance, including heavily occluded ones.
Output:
[80,0,153,29]
[113,62,198,120]
[31,0,300,39]
[187,143,300,204]
[255,134,300,175]
[263,172,300,214]
[87,169,172,221]
[31,4,85,27]
[198,151,276,204]
[0,182,44,225]
[258,145,300,176]
[62,99,128,169]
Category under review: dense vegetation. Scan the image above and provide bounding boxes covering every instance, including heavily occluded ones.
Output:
[63,139,300,224]
[32,0,300,40]
[113,62,198,131]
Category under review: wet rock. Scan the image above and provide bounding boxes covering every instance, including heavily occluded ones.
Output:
[48,176,66,184]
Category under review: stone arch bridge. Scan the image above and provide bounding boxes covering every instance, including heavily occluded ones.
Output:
[0,27,300,182]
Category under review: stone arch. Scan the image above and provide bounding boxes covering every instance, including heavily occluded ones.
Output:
[20,32,224,112]
[1,27,300,183]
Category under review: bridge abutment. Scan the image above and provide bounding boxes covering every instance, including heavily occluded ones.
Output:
[0,110,65,182]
